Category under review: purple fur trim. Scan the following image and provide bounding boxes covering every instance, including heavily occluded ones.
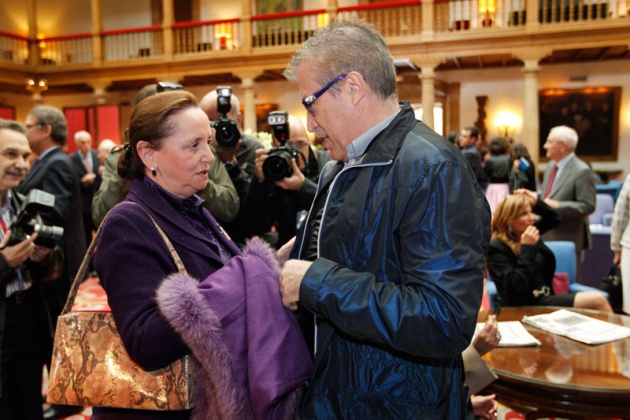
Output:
[243,237,281,278]
[156,273,251,419]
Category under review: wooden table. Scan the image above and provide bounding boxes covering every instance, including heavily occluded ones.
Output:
[477,306,630,420]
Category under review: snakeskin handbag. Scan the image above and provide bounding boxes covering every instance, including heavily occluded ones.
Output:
[47,203,193,410]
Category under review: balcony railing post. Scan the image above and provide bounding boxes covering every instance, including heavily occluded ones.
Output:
[91,0,102,66]
[163,0,174,61]
[526,0,540,31]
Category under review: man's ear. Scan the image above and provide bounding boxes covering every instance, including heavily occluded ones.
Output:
[345,71,366,105]
[136,140,155,168]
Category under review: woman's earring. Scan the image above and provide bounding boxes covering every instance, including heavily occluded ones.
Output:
[150,166,157,176]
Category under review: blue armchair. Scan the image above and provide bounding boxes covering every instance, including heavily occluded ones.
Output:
[544,240,608,297]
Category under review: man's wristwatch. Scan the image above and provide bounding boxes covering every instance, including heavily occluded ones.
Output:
[224,160,241,177]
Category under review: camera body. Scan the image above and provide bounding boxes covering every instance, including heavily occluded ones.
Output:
[212,86,241,150]
[9,189,64,248]
[263,111,299,181]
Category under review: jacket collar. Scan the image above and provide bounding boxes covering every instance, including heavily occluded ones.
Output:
[125,178,240,261]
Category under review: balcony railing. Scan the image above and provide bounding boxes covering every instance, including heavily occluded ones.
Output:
[0,0,628,70]
[173,18,242,54]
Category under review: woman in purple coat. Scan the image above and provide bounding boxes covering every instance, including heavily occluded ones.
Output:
[92,91,310,420]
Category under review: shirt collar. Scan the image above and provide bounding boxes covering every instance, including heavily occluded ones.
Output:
[37,145,61,161]
[554,152,575,170]
[346,109,400,166]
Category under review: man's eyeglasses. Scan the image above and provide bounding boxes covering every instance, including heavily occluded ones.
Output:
[302,73,347,116]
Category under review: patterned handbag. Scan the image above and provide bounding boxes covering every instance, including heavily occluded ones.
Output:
[46,203,193,410]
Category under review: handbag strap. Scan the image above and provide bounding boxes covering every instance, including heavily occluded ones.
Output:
[61,201,187,315]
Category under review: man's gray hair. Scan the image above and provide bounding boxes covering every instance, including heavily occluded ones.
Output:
[549,125,578,151]
[283,16,397,101]
[0,118,26,134]
[28,105,68,146]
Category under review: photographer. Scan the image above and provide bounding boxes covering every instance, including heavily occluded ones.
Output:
[0,119,64,419]
[200,88,264,245]
[245,114,330,249]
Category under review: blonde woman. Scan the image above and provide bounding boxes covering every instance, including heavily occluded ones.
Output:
[487,189,612,312]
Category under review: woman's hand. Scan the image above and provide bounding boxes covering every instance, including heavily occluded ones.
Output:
[471,394,498,419]
[473,314,500,356]
[520,225,539,246]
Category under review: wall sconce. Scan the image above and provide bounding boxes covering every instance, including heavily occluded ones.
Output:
[478,0,496,26]
[495,111,520,138]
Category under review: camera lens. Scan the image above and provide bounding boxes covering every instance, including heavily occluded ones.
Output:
[213,119,241,149]
[33,223,64,248]
[263,151,294,181]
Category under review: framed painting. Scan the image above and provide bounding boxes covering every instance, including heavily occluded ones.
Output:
[539,87,621,161]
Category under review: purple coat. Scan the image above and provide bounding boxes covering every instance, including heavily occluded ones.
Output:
[93,178,310,419]
[157,238,312,419]
[93,178,241,419]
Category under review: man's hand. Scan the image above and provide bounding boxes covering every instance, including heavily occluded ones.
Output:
[81,172,97,185]
[473,314,500,356]
[0,231,38,268]
[279,259,312,311]
[543,197,560,209]
[275,159,305,191]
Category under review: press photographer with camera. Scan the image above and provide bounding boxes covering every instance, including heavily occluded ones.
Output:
[245,112,330,249]
[0,119,65,419]
[200,87,264,245]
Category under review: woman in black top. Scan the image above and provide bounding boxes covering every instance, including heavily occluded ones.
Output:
[487,189,612,311]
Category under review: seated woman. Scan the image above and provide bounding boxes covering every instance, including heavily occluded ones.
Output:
[487,189,612,312]
[92,90,310,419]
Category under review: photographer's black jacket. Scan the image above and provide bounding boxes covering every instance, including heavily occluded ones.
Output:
[244,147,331,249]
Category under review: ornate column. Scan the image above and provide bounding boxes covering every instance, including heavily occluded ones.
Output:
[241,0,253,51]
[421,0,435,42]
[27,0,39,66]
[90,0,102,67]
[411,57,444,130]
[234,70,262,133]
[515,50,548,166]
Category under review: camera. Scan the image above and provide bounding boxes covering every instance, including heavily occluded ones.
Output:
[212,86,241,149]
[263,111,299,182]
[9,189,64,248]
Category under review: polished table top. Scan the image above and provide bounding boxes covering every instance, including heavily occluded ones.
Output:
[477,306,630,419]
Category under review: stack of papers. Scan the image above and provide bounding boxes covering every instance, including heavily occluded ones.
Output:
[474,321,541,347]
[522,309,630,345]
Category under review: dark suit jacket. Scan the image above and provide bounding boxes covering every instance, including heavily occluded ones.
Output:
[70,149,102,217]
[17,147,87,287]
[539,155,596,252]
[461,144,488,189]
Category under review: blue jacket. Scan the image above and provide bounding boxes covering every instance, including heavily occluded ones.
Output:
[292,103,491,418]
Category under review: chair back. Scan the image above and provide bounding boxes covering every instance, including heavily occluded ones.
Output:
[544,241,576,285]
[589,193,615,225]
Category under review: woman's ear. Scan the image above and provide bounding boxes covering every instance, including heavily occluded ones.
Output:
[136,140,155,168]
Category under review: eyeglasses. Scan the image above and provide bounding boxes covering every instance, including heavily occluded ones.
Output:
[25,123,43,130]
[302,73,347,116]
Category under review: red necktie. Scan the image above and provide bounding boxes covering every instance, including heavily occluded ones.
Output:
[544,164,558,198]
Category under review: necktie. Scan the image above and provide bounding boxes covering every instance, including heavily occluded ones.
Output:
[84,153,93,174]
[544,164,558,198]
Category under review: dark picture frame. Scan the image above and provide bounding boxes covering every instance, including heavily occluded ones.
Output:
[539,87,621,162]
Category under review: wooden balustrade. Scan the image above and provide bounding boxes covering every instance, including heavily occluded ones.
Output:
[0,0,628,70]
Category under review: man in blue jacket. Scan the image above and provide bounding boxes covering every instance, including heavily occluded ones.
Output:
[278,16,491,418]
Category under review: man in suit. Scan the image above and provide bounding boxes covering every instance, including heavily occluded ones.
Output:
[540,125,596,282]
[70,130,101,248]
[20,106,86,419]
[459,126,488,190]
